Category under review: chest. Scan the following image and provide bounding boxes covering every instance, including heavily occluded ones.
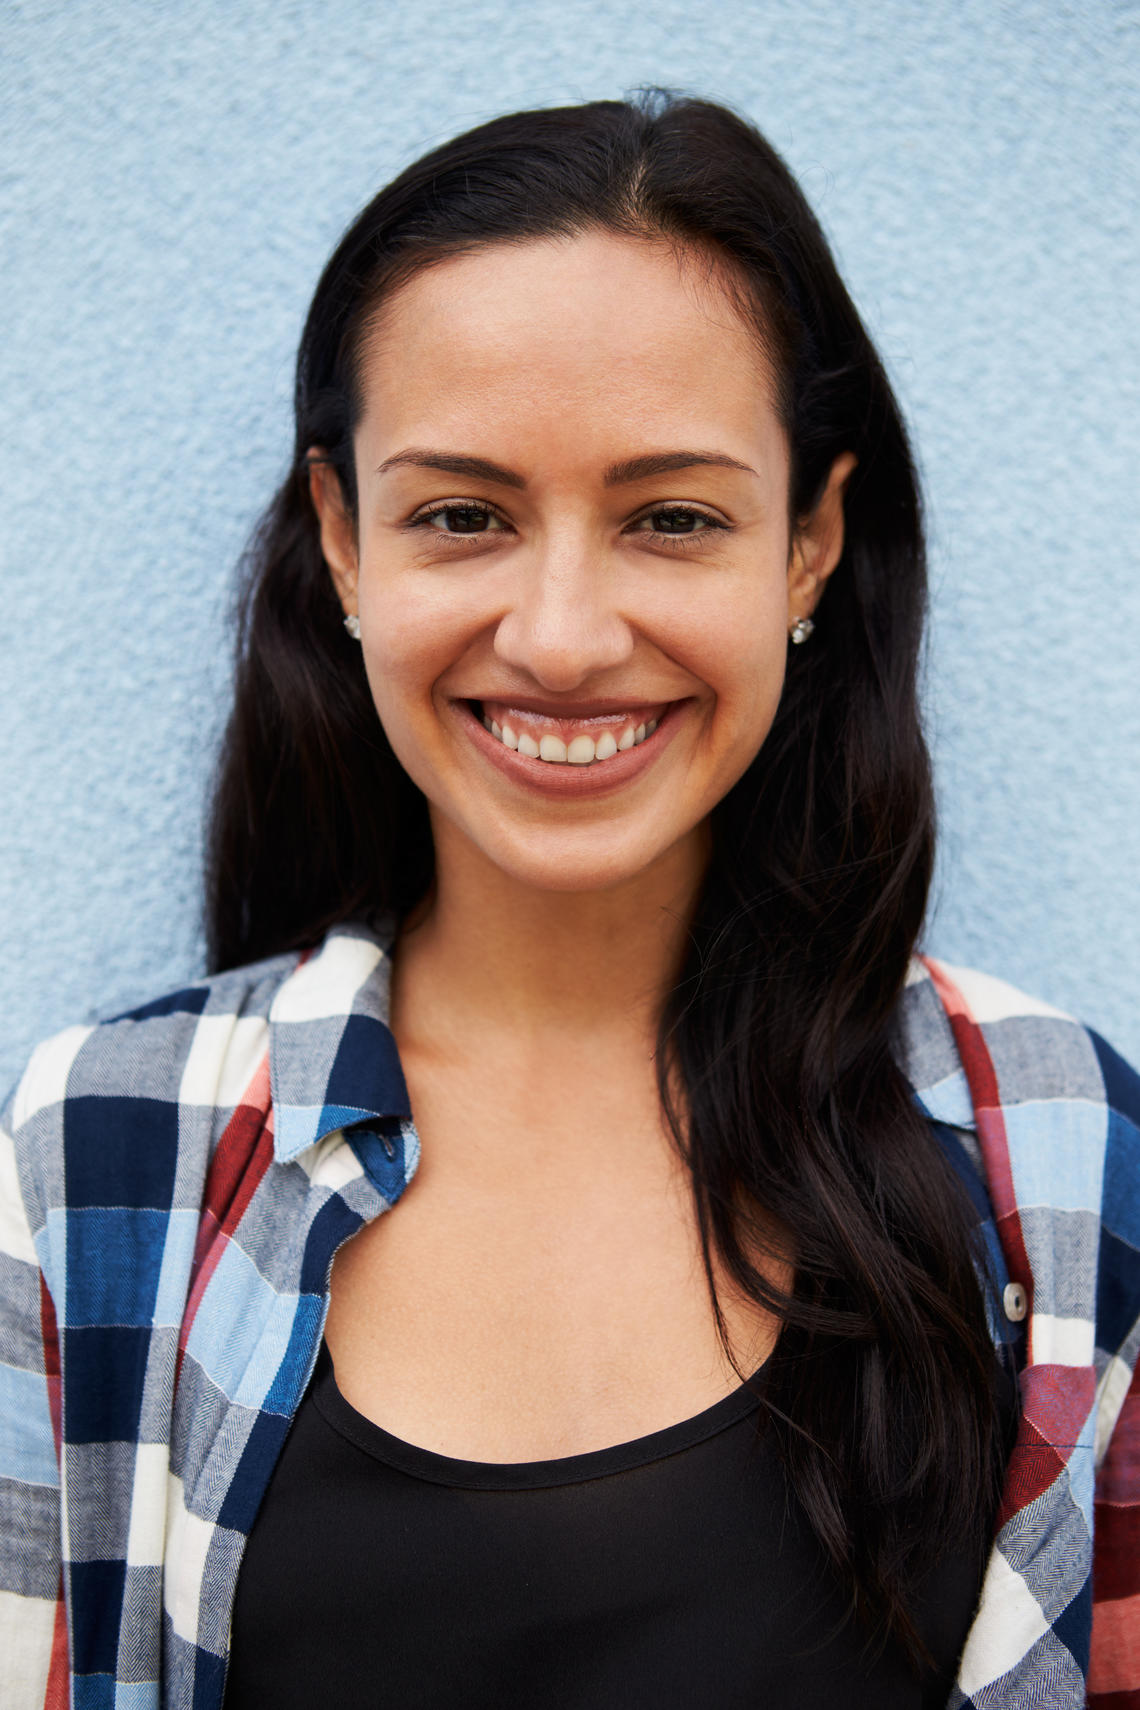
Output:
[323,1056,783,1460]
[223,1343,978,1710]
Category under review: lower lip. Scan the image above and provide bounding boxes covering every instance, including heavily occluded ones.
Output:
[458,701,682,799]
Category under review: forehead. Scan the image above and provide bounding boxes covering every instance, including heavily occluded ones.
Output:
[355,231,785,468]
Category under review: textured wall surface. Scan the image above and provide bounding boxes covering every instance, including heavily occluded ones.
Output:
[2,0,1137,1087]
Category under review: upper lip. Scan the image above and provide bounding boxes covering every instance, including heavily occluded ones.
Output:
[466,695,678,719]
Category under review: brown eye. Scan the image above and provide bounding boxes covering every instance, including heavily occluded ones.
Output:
[631,506,725,538]
[409,500,510,536]
[430,505,496,533]
[651,508,704,533]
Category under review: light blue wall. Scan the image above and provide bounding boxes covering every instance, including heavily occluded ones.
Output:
[2,0,1137,1087]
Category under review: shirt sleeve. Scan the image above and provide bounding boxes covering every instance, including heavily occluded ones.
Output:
[1088,1031,1140,1707]
[0,1072,69,1708]
[1092,1360,1140,1704]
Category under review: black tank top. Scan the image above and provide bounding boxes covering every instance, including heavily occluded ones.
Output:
[223,1343,990,1708]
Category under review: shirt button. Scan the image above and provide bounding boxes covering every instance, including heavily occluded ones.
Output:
[1003,1281,1028,1322]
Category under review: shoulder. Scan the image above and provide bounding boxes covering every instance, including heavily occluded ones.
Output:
[1,947,305,1244]
[5,948,300,1132]
[900,955,1136,1128]
[2,922,398,1219]
[901,956,1140,1312]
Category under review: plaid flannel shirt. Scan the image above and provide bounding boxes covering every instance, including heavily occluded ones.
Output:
[2,923,1138,1708]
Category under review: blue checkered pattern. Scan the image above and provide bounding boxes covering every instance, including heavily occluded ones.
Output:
[1,926,1138,1707]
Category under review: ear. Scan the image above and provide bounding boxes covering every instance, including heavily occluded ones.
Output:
[307,448,359,619]
[786,451,857,628]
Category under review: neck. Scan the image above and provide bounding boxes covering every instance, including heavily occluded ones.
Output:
[391,818,707,1056]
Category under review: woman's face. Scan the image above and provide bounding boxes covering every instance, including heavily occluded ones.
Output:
[313,230,851,897]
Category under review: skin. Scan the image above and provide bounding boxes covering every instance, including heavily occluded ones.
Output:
[311,230,854,1460]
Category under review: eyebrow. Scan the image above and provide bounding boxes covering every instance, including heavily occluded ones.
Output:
[375,448,757,487]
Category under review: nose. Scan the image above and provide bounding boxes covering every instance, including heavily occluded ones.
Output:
[492,537,635,690]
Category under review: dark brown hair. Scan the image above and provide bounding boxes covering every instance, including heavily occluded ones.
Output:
[207,92,1006,1664]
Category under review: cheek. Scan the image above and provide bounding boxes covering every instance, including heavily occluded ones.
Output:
[716,656,787,782]
[669,587,790,721]
[357,622,448,806]
[357,578,467,711]
[355,577,492,808]
[668,604,790,807]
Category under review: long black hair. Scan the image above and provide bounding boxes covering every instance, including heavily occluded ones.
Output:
[207,93,1006,1662]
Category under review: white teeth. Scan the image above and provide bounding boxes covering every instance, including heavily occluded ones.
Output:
[567,735,596,765]
[482,710,662,764]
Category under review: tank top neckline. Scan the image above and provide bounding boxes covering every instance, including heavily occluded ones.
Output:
[312,1341,768,1492]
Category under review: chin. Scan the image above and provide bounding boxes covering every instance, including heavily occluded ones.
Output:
[500,858,647,896]
[463,818,705,899]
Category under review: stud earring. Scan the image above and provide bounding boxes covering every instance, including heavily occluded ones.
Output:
[789,615,815,645]
[343,614,361,640]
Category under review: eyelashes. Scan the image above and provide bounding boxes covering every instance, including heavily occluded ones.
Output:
[406,501,510,537]
[404,499,730,547]
[629,506,730,542]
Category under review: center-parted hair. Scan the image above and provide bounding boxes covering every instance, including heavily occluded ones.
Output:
[207,93,1007,1664]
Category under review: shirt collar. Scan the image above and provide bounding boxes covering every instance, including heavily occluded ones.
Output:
[266,934,977,1164]
[901,958,979,1134]
[268,921,411,1164]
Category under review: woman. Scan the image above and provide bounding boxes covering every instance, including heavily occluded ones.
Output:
[2,94,1138,1709]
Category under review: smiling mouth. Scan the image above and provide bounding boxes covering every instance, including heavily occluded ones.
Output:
[471,700,667,765]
